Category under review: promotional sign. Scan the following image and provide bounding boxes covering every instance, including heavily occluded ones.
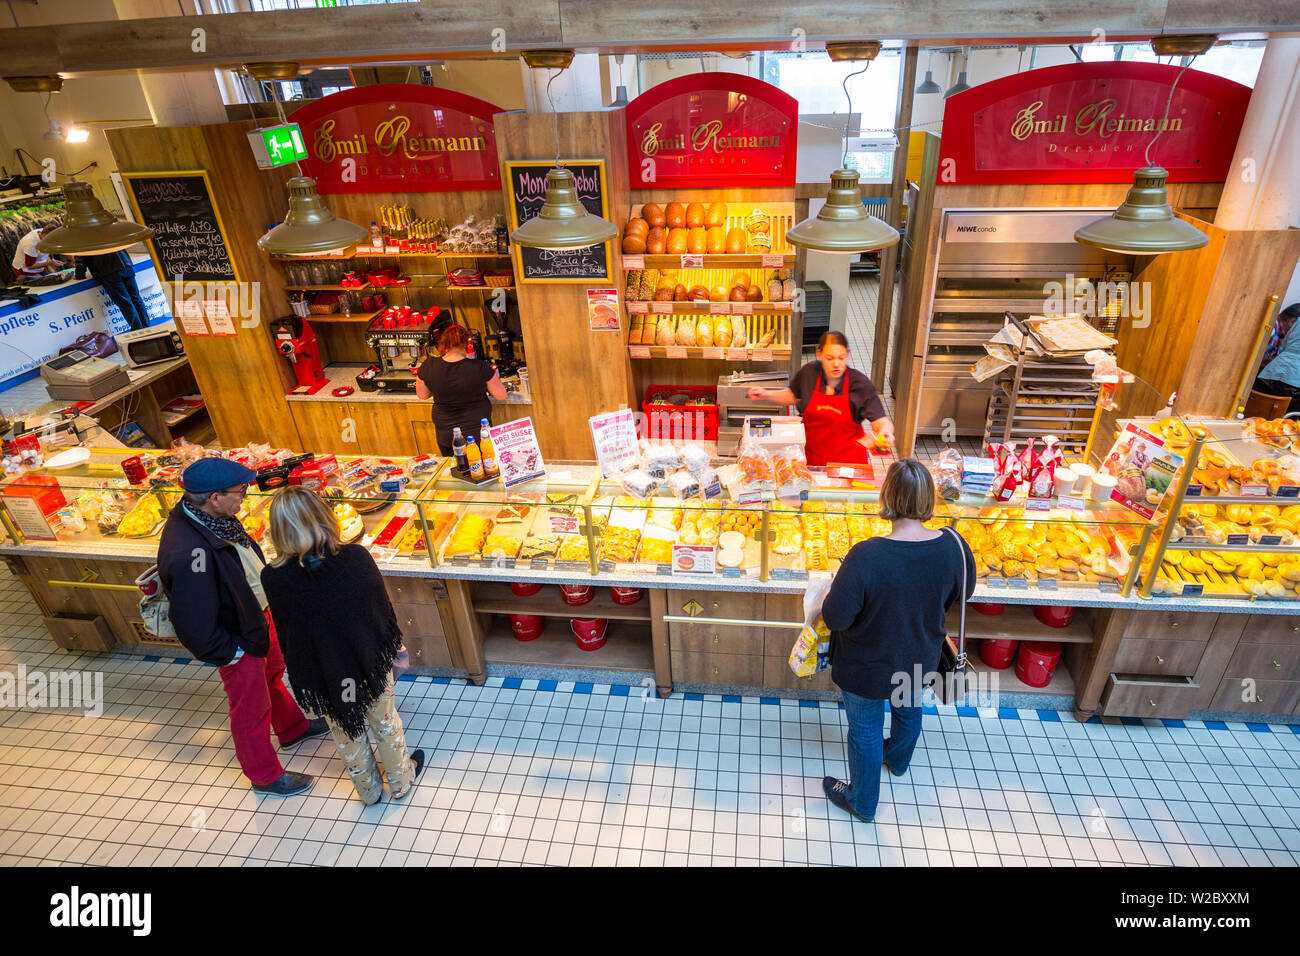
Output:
[0,257,173,389]
[586,289,620,331]
[124,172,238,283]
[938,62,1251,184]
[488,417,546,488]
[1101,422,1183,520]
[1,496,56,541]
[506,160,611,282]
[626,73,798,189]
[289,84,502,193]
[589,408,641,478]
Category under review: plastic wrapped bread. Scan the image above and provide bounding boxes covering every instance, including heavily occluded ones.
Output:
[655,315,676,346]
[714,316,732,347]
[696,316,714,347]
[731,316,747,348]
[675,314,697,347]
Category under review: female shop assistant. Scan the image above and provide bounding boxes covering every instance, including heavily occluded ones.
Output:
[415,324,507,455]
[746,331,894,466]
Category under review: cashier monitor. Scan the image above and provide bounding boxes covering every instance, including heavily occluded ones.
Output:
[40,350,131,401]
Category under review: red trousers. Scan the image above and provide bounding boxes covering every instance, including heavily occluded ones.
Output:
[218,611,310,786]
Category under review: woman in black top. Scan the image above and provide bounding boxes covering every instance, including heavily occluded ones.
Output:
[746,331,894,466]
[819,458,975,823]
[261,486,424,804]
[415,324,508,455]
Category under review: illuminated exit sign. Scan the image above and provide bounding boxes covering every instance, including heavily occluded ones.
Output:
[246,124,307,169]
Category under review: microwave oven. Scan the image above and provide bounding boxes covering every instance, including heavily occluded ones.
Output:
[114,323,186,368]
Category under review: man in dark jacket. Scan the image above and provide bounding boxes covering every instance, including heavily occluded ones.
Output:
[157,457,326,796]
[74,250,150,332]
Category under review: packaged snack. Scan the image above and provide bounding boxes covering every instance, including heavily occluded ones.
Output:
[773,445,812,498]
[655,315,676,346]
[642,442,682,478]
[987,442,1022,502]
[699,466,724,499]
[736,438,776,496]
[620,469,660,499]
[409,455,439,475]
[1028,436,1062,501]
[934,448,964,501]
[666,470,701,499]
[680,444,710,477]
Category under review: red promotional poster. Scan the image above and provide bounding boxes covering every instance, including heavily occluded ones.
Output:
[625,74,798,189]
[289,84,503,193]
[938,62,1251,184]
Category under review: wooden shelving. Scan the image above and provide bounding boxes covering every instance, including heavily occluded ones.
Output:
[627,345,791,362]
[625,253,796,270]
[626,301,793,314]
[481,619,655,672]
[284,283,374,292]
[472,582,652,622]
[952,603,1093,644]
[305,310,381,324]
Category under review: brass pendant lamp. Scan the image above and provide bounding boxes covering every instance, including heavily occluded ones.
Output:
[786,42,900,255]
[510,50,619,250]
[37,181,155,256]
[1074,35,1217,256]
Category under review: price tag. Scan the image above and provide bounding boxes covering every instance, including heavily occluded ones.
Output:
[1180,583,1204,597]
[1279,485,1300,498]
[1037,578,1058,590]
[1182,535,1209,545]
[665,346,688,359]
[1259,534,1283,546]
[1240,484,1268,496]
[986,576,1007,588]
[1025,497,1052,511]
[720,566,743,578]
[751,348,773,362]
[725,348,748,361]
[623,254,645,270]
[555,560,587,571]
[1185,485,1203,497]
[628,301,649,314]
[709,302,732,315]
[701,347,725,360]
[1007,577,1029,589]
[1226,533,1251,546]
[772,301,793,312]
[651,301,672,314]
[385,246,401,255]
[629,345,651,359]
[1056,495,1086,511]
[761,253,785,268]
[1099,581,1120,593]
[681,254,704,268]
[450,554,470,567]
[466,556,482,567]
[530,558,549,570]
[599,560,616,573]
[655,563,673,576]
[548,514,580,535]
[732,302,754,316]
[368,546,398,562]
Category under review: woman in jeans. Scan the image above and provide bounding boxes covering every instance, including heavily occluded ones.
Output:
[261,487,424,804]
[820,458,975,823]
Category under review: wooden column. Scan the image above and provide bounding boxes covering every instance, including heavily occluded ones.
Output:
[493,109,637,461]
[107,122,301,449]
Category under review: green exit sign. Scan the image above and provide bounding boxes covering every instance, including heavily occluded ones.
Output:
[247,124,307,170]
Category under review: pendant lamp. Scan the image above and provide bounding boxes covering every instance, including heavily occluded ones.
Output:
[1073,166,1208,255]
[257,176,369,256]
[511,50,619,250]
[786,42,900,255]
[915,71,941,94]
[944,71,971,97]
[37,181,154,256]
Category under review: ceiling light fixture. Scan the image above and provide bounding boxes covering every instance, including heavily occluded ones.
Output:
[915,50,941,94]
[37,181,154,256]
[511,50,619,251]
[63,126,89,144]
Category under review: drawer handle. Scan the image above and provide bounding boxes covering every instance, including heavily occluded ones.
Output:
[1168,620,1179,629]
[712,633,719,644]
[1257,695,1264,704]
[1148,699,1155,708]
[405,618,414,628]
[1292,624,1299,632]
[414,648,422,658]
[1154,656,1164,665]
[1273,660,1281,670]
[713,666,718,677]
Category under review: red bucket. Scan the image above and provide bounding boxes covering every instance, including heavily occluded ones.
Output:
[510,613,544,642]
[510,581,543,597]
[979,638,1019,670]
[1033,604,1076,628]
[571,617,607,651]
[560,584,594,606]
[972,602,1005,616]
[610,587,642,606]
[1016,641,1063,688]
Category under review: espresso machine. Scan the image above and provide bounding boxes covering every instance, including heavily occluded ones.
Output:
[270,316,329,395]
[365,306,440,392]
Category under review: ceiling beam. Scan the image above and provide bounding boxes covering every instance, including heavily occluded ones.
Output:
[2,0,1296,78]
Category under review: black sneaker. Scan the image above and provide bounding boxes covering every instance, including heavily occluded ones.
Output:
[280,718,330,749]
[390,749,425,801]
[252,770,314,797]
[822,775,873,823]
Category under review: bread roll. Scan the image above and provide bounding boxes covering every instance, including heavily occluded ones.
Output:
[687,227,707,254]
[666,228,688,254]
[729,285,748,302]
[645,227,666,254]
[625,217,649,236]
[746,285,763,302]
[714,316,732,347]
[673,283,688,301]
[706,226,726,254]
[641,203,665,227]
[622,233,646,254]
[705,201,727,228]
[665,202,686,228]
[696,316,714,347]
[685,202,706,227]
[675,314,697,347]
[725,227,747,254]
[709,285,729,302]
[688,285,710,301]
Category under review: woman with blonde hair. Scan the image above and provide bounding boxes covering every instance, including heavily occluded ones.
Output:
[820,457,974,823]
[260,486,423,804]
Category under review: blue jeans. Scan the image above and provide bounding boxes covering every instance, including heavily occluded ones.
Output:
[840,689,923,820]
[99,267,150,331]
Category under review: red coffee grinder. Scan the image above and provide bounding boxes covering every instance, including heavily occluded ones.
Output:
[271,316,329,395]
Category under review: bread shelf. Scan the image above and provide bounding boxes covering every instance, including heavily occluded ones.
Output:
[626,302,793,314]
[627,254,796,270]
[627,345,791,362]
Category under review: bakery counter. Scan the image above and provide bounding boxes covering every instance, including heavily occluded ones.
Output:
[286,363,532,405]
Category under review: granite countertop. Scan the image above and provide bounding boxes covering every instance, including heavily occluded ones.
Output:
[286,363,532,406]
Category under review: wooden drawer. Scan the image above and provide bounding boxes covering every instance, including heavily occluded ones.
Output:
[763,593,806,656]
[762,654,836,692]
[44,613,117,653]
[404,632,453,669]
[392,601,447,641]
[671,624,763,656]
[671,649,764,687]
[672,590,765,621]
[1238,613,1300,644]
[1207,677,1300,715]
[386,577,446,606]
[668,590,765,656]
[1122,609,1217,643]
[1111,639,1206,678]
[1101,673,1200,719]
[1223,642,1300,682]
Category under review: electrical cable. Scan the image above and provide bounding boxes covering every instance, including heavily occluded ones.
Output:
[1145,58,1193,167]
[14,150,98,179]
[546,69,562,169]
[840,62,872,167]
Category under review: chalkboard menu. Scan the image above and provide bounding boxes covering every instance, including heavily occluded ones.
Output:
[506,160,610,283]
[123,171,237,283]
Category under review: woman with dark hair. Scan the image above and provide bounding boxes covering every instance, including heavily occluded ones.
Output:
[1254,303,1300,414]
[819,458,975,824]
[746,330,894,466]
[415,323,508,456]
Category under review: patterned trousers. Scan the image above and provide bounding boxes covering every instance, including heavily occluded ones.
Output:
[323,681,416,804]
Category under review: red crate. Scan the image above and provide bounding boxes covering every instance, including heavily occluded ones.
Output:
[641,385,718,441]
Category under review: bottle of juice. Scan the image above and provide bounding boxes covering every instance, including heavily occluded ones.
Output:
[479,418,499,478]
[466,435,484,479]
[451,427,468,472]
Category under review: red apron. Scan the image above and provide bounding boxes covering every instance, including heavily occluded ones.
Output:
[802,372,871,466]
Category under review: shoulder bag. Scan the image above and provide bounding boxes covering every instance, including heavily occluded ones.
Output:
[936,526,968,705]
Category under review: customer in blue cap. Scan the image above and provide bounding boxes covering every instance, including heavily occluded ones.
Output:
[157,456,328,796]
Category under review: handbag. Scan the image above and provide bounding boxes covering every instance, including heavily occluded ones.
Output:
[936,526,969,705]
[59,331,118,359]
[135,564,176,639]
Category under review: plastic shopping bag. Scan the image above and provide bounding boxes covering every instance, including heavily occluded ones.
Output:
[788,574,833,678]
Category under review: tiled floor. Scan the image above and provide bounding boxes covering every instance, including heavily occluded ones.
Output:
[1,565,1298,867]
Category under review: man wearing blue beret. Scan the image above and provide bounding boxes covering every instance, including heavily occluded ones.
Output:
[157,457,327,796]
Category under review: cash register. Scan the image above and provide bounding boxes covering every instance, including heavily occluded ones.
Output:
[39,350,131,401]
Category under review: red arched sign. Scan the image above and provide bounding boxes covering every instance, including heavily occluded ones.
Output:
[289,84,503,193]
[626,73,798,189]
[937,62,1251,185]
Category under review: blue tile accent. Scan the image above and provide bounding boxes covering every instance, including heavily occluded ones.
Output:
[956,706,978,717]
[798,699,820,708]
[143,656,160,663]
[397,673,416,681]
[203,661,217,667]
[1037,710,1061,722]
[537,680,557,692]
[1245,723,1271,733]
[922,705,938,715]
[760,697,780,705]
[997,708,1020,720]
[722,695,741,703]
[685,692,704,701]
[1203,720,1228,730]
[1086,715,1102,724]
[1291,725,1300,734]
[1120,716,1142,726]
[1161,719,1185,728]
[501,677,522,689]
[573,682,593,695]
[609,685,630,697]
[433,676,451,685]
[173,657,191,665]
